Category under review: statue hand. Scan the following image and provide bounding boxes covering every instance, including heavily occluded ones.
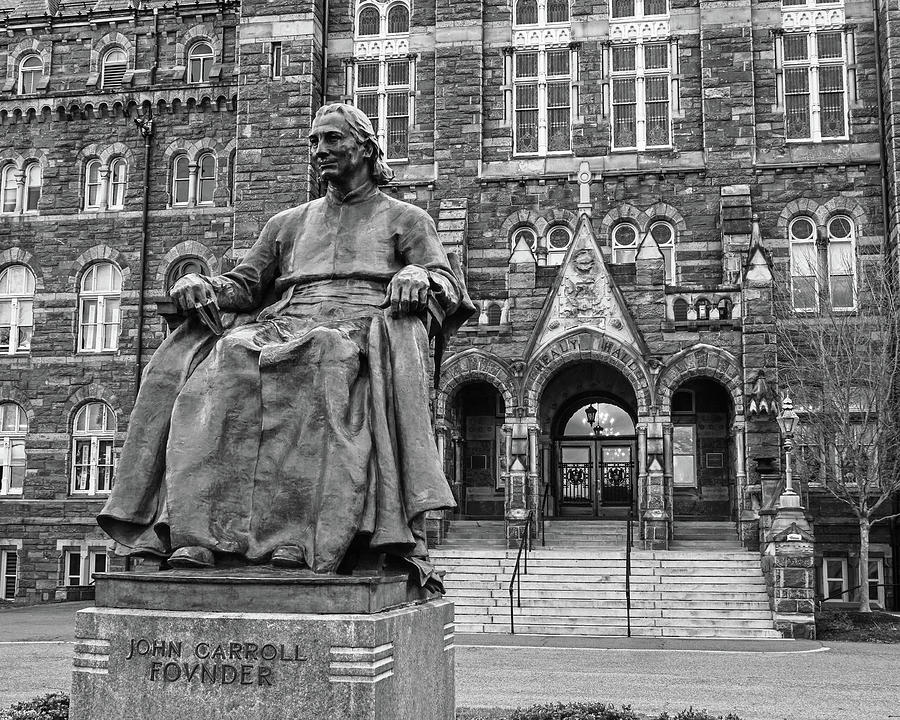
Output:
[170,273,217,315]
[385,266,430,316]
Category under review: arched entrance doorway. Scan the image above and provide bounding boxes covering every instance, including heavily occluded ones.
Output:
[453,381,506,518]
[539,361,639,518]
[671,377,735,520]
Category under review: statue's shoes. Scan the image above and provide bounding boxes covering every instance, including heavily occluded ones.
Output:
[168,546,215,569]
[271,545,304,569]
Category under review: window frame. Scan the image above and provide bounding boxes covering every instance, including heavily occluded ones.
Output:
[611,0,668,21]
[70,402,117,496]
[547,225,572,264]
[77,263,122,354]
[511,226,538,252]
[23,162,40,213]
[868,557,885,608]
[512,47,574,156]
[611,223,639,264]
[197,152,217,205]
[386,3,410,33]
[166,256,210,293]
[780,29,850,143]
[171,154,191,206]
[826,215,856,311]
[62,547,109,587]
[789,216,819,312]
[610,41,673,151]
[649,220,675,283]
[0,264,35,356]
[18,54,43,95]
[354,58,413,162]
[108,158,127,210]
[100,47,128,90]
[821,556,849,602]
[672,422,697,487]
[356,4,382,36]
[84,159,102,210]
[0,166,17,214]
[0,548,17,600]
[0,403,27,496]
[187,41,215,84]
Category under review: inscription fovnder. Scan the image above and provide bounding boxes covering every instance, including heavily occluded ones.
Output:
[124,637,308,686]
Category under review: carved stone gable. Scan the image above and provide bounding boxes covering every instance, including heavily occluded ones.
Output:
[529,214,643,354]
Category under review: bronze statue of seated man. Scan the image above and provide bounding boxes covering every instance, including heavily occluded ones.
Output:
[97,104,473,590]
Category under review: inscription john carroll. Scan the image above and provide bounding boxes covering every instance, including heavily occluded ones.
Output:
[125,637,308,686]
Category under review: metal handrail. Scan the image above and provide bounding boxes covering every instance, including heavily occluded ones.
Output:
[508,509,535,635]
[540,483,551,547]
[625,503,634,637]
[822,581,900,602]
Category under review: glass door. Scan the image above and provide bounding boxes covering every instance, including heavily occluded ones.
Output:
[559,443,593,508]
[599,444,632,506]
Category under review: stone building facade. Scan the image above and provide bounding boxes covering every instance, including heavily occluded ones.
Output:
[0,0,897,614]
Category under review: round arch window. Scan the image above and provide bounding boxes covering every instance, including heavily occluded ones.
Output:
[167,257,210,292]
[612,224,638,264]
[561,402,635,438]
[511,226,537,250]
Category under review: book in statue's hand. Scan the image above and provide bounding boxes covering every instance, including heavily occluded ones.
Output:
[195,298,224,336]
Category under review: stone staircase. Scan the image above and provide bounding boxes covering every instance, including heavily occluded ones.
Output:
[433,521,779,638]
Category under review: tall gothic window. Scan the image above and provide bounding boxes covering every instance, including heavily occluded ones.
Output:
[827,215,855,310]
[23,163,40,212]
[18,55,42,95]
[109,158,127,209]
[0,265,35,355]
[71,402,116,495]
[611,42,671,149]
[188,41,214,84]
[612,223,639,264]
[611,0,667,18]
[197,153,216,204]
[101,48,127,89]
[357,5,381,35]
[649,221,675,282]
[781,30,849,141]
[513,48,573,154]
[387,4,409,32]
[78,262,122,353]
[789,216,818,311]
[0,167,16,214]
[84,160,102,210]
[0,403,26,496]
[172,155,190,205]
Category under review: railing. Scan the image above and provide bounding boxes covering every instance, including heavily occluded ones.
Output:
[508,509,535,635]
[822,582,900,604]
[625,502,634,637]
[540,483,551,548]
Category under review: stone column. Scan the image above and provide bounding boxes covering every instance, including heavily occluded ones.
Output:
[662,422,674,539]
[504,423,529,549]
[14,171,25,214]
[528,425,540,525]
[453,433,464,516]
[643,457,668,550]
[97,167,110,211]
[762,524,816,639]
[636,424,647,524]
[187,162,199,208]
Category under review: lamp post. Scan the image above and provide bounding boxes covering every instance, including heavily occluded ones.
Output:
[776,393,801,508]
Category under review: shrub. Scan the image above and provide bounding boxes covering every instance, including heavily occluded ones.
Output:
[508,703,640,720]
[0,693,69,720]
[652,710,741,720]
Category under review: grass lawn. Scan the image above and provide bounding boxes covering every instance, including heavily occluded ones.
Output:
[816,607,900,642]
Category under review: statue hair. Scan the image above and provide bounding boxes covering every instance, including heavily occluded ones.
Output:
[314,103,395,185]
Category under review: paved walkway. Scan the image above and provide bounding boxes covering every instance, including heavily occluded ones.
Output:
[1,603,899,719]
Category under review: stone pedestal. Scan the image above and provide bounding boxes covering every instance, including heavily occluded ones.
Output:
[70,569,455,720]
[763,507,816,640]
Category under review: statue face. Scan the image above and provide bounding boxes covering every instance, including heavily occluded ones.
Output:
[308,113,371,184]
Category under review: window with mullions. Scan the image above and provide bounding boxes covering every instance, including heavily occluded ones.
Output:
[354,59,411,160]
[611,223,639,263]
[78,263,122,353]
[197,153,216,205]
[0,403,27,496]
[188,42,214,84]
[611,43,671,150]
[514,0,569,25]
[782,30,848,141]
[18,55,42,95]
[63,549,108,587]
[650,221,675,283]
[23,163,40,212]
[514,49,572,155]
[789,216,818,311]
[611,0,667,19]
[70,402,116,495]
[547,225,572,264]
[0,167,16,214]
[0,265,35,355]
[827,215,855,310]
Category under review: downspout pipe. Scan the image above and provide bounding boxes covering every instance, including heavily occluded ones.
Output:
[134,113,153,393]
[319,0,329,109]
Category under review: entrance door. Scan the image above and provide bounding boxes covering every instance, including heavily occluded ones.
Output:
[557,440,634,516]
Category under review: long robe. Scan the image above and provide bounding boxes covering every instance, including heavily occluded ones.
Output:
[98,182,473,574]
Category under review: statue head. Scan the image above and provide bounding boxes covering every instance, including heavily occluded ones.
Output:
[311,103,394,186]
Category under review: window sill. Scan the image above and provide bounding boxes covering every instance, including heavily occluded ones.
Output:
[784,138,850,145]
[511,151,575,159]
[0,352,31,358]
[75,350,120,356]
[68,493,112,499]
[609,146,675,154]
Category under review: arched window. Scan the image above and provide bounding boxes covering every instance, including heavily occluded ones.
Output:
[716,297,732,320]
[197,153,216,204]
[515,0,539,24]
[0,166,16,214]
[357,5,381,35]
[0,402,27,496]
[487,303,503,325]
[512,226,537,251]
[650,221,675,283]
[789,216,818,311]
[827,215,855,310]
[672,297,688,322]
[18,55,42,95]
[188,41,214,84]
[547,225,572,264]
[84,159,101,210]
[100,48,127,89]
[172,155,190,205]
[612,223,638,264]
[23,163,40,212]
[78,262,122,353]
[0,264,35,354]
[547,0,569,22]
[71,402,116,495]
[108,158,127,209]
[387,4,409,33]
[167,257,210,292]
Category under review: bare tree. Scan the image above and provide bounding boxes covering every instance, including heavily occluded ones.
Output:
[775,249,900,612]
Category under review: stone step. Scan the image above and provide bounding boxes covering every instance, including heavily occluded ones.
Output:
[453,623,783,639]
[458,605,775,621]
[455,613,779,632]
